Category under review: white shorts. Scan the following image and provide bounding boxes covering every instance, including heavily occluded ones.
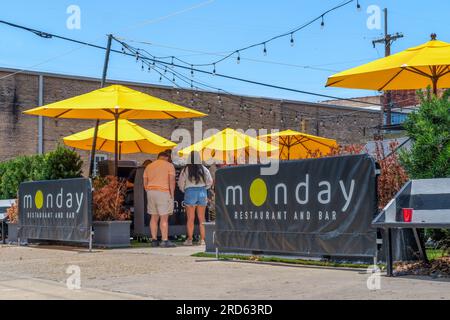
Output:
[146,190,174,216]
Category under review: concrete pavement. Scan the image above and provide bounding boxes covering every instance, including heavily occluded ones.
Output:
[0,244,448,300]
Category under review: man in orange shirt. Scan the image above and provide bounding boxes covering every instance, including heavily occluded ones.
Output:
[143,151,176,248]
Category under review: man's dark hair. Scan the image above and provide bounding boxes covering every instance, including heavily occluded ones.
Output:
[157,151,169,159]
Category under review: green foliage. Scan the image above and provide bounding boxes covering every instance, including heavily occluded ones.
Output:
[0,145,83,199]
[0,155,46,199]
[399,91,450,179]
[400,91,450,251]
[43,145,83,180]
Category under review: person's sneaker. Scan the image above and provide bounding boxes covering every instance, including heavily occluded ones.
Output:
[183,239,193,246]
[150,239,159,247]
[160,240,176,248]
[198,240,206,246]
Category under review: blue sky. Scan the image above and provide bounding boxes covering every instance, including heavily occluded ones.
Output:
[1,0,449,102]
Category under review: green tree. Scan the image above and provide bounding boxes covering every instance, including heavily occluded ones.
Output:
[400,91,450,252]
[400,92,450,179]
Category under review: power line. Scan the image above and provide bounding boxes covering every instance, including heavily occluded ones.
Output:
[0,18,387,108]
[117,37,384,107]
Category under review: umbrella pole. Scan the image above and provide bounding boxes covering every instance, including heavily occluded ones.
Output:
[88,120,100,177]
[114,113,119,177]
[89,34,113,177]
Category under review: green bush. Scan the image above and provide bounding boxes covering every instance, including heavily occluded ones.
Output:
[0,155,46,199]
[399,91,450,179]
[43,145,83,180]
[400,90,450,250]
[0,146,83,199]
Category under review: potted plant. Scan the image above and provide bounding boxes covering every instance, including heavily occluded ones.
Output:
[6,200,19,243]
[92,176,131,248]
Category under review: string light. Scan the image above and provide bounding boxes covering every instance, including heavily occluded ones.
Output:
[236,51,241,64]
[320,15,325,29]
[290,33,295,47]
[263,43,267,56]
[159,75,162,82]
[356,0,361,11]
[191,65,194,77]
[212,63,216,75]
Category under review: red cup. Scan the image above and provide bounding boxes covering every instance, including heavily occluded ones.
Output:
[402,208,413,222]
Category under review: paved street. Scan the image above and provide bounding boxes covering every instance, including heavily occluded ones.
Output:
[0,244,449,300]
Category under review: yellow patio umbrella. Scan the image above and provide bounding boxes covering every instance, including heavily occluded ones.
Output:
[178,128,278,163]
[63,119,176,156]
[326,35,450,94]
[259,129,337,160]
[24,84,206,175]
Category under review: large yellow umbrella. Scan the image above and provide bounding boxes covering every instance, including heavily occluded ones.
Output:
[178,128,278,163]
[24,84,206,175]
[63,119,176,156]
[259,129,337,160]
[326,35,450,94]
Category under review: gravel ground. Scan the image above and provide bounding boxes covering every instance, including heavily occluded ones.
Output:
[0,244,449,300]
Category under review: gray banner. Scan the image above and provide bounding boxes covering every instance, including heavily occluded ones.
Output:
[18,178,92,242]
[215,155,378,257]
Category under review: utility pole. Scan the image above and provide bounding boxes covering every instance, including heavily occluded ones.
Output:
[88,34,113,177]
[372,8,403,127]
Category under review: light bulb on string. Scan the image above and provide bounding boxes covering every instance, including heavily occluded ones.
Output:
[191,65,194,77]
[147,65,151,73]
[263,43,267,56]
[171,56,174,66]
[356,0,361,11]
[164,67,167,74]
[320,15,325,29]
[172,74,176,82]
[135,50,140,62]
[290,33,295,47]
[159,76,162,82]
[212,63,216,75]
[236,51,241,64]
[141,62,144,71]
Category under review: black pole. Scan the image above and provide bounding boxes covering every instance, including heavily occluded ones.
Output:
[89,34,113,177]
[114,113,119,177]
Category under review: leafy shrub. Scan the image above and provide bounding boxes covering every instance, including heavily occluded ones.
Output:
[43,145,83,180]
[0,145,83,199]
[93,176,130,221]
[374,141,409,209]
[0,154,46,199]
[400,92,450,250]
[6,199,18,223]
[399,92,450,179]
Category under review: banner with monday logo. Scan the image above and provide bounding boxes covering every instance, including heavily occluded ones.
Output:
[18,178,92,242]
[215,155,378,257]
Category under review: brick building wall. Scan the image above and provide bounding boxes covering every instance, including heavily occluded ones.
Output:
[0,68,381,174]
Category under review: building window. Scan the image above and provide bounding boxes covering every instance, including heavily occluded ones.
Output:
[384,112,408,125]
[93,154,108,176]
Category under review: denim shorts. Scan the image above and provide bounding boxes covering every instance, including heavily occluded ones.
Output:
[184,187,208,206]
